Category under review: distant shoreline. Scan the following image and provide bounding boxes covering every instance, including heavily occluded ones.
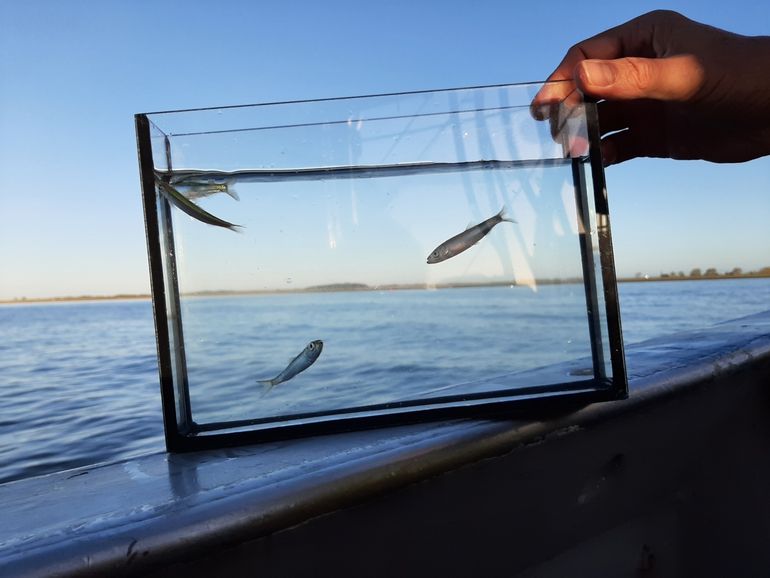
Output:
[0,294,151,305]
[618,272,770,283]
[2,272,768,305]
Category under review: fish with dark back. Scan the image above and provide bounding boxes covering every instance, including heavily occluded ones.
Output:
[427,207,516,264]
[258,340,324,393]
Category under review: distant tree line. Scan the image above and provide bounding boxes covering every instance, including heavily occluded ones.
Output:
[631,266,770,281]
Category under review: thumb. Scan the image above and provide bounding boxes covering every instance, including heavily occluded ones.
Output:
[575,55,705,101]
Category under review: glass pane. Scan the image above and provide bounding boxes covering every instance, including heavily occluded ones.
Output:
[136,82,625,443]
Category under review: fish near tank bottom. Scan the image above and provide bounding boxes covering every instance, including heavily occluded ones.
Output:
[135,81,626,451]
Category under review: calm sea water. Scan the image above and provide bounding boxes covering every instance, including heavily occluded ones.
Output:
[1,277,769,484]
[183,283,597,426]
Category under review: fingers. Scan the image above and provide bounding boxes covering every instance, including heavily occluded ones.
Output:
[600,125,669,165]
[601,131,641,166]
[596,99,663,134]
[530,82,579,120]
[531,10,693,117]
[531,12,656,115]
[575,55,705,101]
[597,100,669,164]
[530,10,709,164]
[531,32,627,113]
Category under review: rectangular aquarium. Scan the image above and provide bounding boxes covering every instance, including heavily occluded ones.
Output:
[135,81,626,451]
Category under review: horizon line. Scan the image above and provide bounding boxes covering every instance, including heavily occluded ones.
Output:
[2,270,769,305]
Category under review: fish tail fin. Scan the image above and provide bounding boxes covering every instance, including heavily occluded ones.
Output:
[257,379,276,396]
[498,206,517,224]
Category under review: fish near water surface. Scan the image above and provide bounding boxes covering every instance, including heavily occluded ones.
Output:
[258,340,324,392]
[155,176,241,232]
[181,181,240,201]
[427,207,515,264]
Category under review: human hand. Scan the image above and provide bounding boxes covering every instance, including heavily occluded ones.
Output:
[531,10,770,165]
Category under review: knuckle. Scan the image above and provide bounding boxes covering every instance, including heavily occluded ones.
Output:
[643,9,684,22]
[566,42,590,63]
[623,58,655,92]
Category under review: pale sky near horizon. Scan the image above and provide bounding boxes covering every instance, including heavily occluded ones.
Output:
[1,0,769,300]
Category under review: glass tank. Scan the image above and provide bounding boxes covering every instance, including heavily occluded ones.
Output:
[135,81,626,451]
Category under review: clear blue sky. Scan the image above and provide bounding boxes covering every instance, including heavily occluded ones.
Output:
[1,0,768,299]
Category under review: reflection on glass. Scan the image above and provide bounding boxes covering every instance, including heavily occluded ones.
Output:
[135,82,625,446]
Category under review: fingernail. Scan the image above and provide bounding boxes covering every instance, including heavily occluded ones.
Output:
[582,61,615,88]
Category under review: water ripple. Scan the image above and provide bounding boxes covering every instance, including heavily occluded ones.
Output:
[1,280,769,483]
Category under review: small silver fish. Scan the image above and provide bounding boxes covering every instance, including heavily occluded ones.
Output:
[427,207,515,264]
[155,178,241,232]
[258,340,323,392]
[181,182,240,201]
